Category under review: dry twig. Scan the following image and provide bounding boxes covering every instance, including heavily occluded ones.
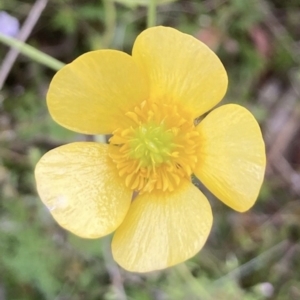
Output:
[0,0,48,89]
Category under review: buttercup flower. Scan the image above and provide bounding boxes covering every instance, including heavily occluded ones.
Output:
[35,26,266,272]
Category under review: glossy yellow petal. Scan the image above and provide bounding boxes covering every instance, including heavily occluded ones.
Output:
[132,26,228,117]
[35,142,132,238]
[112,181,212,272]
[47,50,149,134]
[194,104,266,212]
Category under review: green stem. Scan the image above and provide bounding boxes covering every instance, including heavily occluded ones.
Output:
[147,0,157,28]
[0,33,65,71]
[102,0,117,48]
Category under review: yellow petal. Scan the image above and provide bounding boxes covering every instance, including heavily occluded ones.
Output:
[112,181,212,272]
[47,50,149,134]
[194,104,266,212]
[35,142,132,238]
[132,26,228,118]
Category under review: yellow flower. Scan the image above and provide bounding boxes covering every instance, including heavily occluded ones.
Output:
[35,26,266,273]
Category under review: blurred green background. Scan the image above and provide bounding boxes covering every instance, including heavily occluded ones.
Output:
[1,0,300,299]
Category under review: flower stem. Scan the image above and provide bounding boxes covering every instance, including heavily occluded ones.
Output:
[147,0,157,28]
[102,0,116,48]
[0,33,65,71]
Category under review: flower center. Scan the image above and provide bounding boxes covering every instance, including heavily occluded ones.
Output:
[128,123,175,167]
[108,101,199,193]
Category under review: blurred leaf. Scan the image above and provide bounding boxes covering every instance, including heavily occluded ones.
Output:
[52,6,77,33]
[0,197,62,299]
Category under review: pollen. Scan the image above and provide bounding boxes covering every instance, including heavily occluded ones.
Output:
[108,101,199,193]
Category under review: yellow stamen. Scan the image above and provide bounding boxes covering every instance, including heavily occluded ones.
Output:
[108,101,199,193]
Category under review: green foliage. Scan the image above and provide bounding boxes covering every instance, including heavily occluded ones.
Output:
[0,196,60,299]
[113,0,178,8]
